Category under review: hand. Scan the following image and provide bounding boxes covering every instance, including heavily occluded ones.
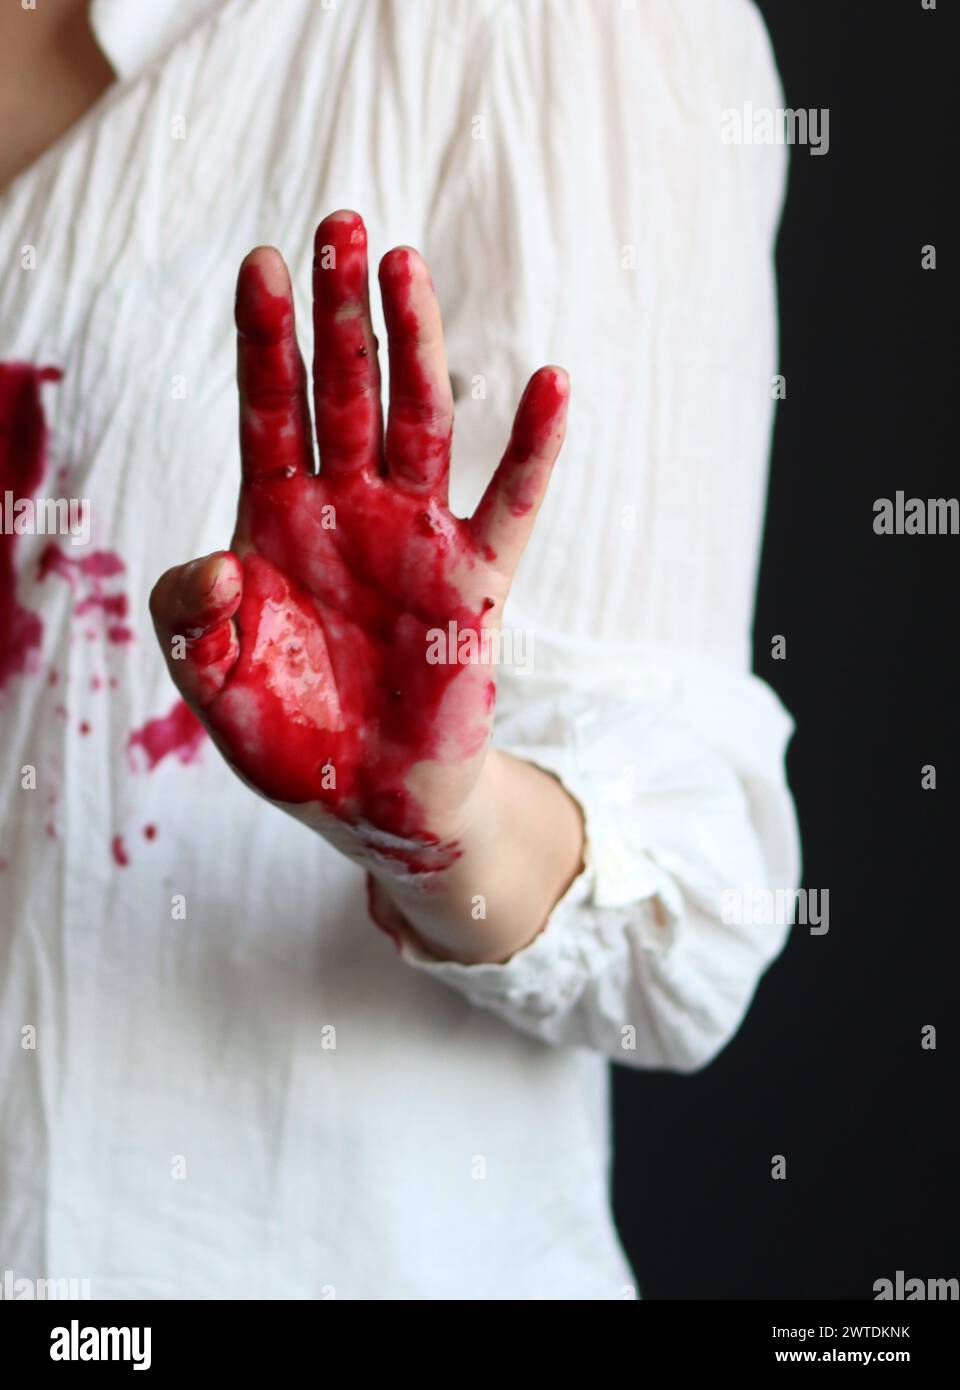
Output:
[150,211,572,891]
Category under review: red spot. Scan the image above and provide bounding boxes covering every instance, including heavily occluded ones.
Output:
[37,544,124,585]
[108,676,119,689]
[128,698,206,771]
[53,702,67,718]
[76,591,127,619]
[111,834,129,867]
[39,542,133,646]
[0,363,61,688]
[91,674,102,691]
[78,720,91,735]
[44,821,56,839]
[143,823,157,841]
[47,668,59,685]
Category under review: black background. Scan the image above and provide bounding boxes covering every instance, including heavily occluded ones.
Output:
[612,0,957,1299]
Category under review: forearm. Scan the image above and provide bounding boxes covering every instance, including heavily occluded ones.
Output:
[370,748,585,964]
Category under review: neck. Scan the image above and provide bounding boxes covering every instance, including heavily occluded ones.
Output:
[0,0,115,193]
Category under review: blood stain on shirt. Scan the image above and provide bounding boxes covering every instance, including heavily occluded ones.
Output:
[111,834,130,867]
[38,542,132,644]
[0,363,62,689]
[128,698,206,771]
[38,545,124,585]
[143,824,157,841]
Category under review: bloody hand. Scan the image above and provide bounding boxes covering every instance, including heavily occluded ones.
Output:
[150,211,569,867]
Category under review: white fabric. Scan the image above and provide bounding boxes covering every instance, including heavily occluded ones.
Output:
[0,0,796,1300]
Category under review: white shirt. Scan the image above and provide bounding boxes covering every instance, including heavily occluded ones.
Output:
[0,0,797,1299]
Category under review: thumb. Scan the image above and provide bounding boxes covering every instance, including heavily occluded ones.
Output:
[149,551,242,709]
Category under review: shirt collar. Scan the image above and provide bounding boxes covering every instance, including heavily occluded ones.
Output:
[90,0,224,81]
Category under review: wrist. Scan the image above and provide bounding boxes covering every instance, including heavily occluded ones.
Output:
[368,749,586,965]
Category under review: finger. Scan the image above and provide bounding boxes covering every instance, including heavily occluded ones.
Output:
[470,367,570,571]
[312,210,383,479]
[235,247,313,482]
[149,551,242,708]
[379,246,453,498]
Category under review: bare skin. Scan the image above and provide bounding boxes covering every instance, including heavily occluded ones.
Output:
[0,0,113,193]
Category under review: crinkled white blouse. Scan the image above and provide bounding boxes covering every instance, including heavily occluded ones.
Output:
[0,0,797,1299]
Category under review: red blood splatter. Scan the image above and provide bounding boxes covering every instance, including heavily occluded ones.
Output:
[143,823,157,841]
[111,834,129,866]
[78,720,91,735]
[128,698,206,770]
[91,674,102,691]
[39,542,132,645]
[37,544,124,584]
[47,668,59,685]
[108,676,118,689]
[0,363,61,688]
[76,591,127,619]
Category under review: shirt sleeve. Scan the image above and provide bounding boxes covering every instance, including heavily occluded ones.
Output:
[396,641,799,1072]
[394,0,797,1071]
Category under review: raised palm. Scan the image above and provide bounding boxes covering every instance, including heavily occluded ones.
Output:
[151,211,568,864]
